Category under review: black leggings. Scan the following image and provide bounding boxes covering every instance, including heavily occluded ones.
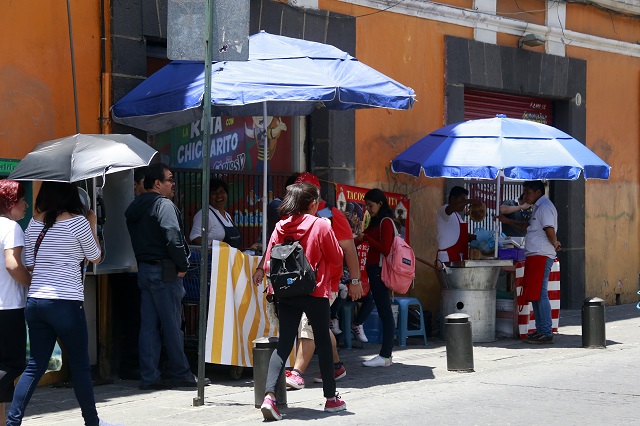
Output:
[0,309,26,403]
[366,265,394,358]
[265,295,335,399]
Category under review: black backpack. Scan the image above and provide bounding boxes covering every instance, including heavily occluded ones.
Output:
[269,222,318,298]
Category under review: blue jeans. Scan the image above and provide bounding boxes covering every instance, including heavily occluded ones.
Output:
[7,298,98,426]
[531,257,554,336]
[366,265,395,358]
[137,262,192,386]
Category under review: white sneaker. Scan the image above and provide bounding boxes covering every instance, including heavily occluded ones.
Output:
[330,318,342,335]
[99,420,124,426]
[351,324,368,343]
[362,355,392,367]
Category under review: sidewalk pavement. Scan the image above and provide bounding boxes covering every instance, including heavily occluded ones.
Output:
[17,303,640,425]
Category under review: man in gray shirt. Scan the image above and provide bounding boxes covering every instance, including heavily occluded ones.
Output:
[125,163,205,389]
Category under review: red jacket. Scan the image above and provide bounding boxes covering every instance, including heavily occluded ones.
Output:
[264,214,344,298]
[363,217,395,267]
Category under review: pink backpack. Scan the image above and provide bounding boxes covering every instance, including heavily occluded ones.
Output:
[380,217,415,294]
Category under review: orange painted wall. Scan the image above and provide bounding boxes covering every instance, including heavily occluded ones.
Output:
[567,3,640,44]
[322,0,475,314]
[565,44,640,304]
[497,0,547,26]
[321,0,640,309]
[0,1,103,159]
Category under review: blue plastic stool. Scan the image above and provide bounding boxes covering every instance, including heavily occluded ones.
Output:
[362,308,383,344]
[338,299,361,349]
[393,297,428,347]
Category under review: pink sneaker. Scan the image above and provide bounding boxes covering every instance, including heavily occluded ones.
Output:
[314,364,347,383]
[285,370,305,390]
[324,394,347,413]
[260,396,282,421]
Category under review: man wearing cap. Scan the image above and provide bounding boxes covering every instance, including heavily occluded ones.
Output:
[436,186,483,264]
[279,172,362,389]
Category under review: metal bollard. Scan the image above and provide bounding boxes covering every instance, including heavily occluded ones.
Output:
[253,337,287,408]
[582,297,606,348]
[445,313,474,372]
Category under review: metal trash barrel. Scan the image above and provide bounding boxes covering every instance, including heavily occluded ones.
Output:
[582,297,606,348]
[445,313,474,372]
[437,261,508,342]
[253,337,287,408]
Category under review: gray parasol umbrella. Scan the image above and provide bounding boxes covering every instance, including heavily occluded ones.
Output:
[8,133,158,182]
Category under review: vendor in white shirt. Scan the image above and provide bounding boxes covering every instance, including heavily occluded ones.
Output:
[436,186,482,263]
[189,178,242,249]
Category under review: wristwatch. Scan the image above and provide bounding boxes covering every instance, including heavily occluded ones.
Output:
[350,278,361,285]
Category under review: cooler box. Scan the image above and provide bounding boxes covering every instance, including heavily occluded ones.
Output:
[498,248,526,262]
[495,298,515,338]
[362,306,399,344]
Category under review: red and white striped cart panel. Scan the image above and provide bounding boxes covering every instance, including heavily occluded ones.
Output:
[515,258,560,338]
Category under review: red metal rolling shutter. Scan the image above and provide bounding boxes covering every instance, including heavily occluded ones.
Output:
[464,89,553,124]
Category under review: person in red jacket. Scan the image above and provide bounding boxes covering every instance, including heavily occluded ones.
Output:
[355,188,396,367]
[259,183,346,421]
[284,172,362,390]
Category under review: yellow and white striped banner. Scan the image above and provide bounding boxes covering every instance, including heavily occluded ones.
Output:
[205,241,288,367]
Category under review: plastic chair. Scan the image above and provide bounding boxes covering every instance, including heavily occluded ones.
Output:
[392,297,428,347]
[183,246,212,303]
[338,299,361,349]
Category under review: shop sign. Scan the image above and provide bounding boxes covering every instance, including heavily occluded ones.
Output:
[335,184,411,243]
[0,158,19,175]
[152,115,292,173]
[335,184,411,293]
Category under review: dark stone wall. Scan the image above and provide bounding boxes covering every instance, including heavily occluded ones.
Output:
[445,36,587,309]
[111,0,356,199]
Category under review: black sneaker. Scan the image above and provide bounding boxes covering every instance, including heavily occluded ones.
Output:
[138,380,168,390]
[527,334,554,344]
[167,375,211,388]
[522,332,541,341]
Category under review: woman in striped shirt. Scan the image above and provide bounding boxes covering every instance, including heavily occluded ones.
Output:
[6,182,115,426]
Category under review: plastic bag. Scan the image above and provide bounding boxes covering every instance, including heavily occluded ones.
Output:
[470,228,504,254]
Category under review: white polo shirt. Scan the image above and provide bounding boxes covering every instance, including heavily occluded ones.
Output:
[436,204,465,250]
[525,195,558,258]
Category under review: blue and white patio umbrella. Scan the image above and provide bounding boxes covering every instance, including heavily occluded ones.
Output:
[391,115,611,257]
[391,116,610,181]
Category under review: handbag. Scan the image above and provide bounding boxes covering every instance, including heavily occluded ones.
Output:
[33,224,51,260]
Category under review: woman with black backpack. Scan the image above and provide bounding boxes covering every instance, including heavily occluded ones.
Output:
[258,182,345,421]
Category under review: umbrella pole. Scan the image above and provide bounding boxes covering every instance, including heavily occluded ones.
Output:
[494,171,502,259]
[261,102,268,251]
[194,0,214,407]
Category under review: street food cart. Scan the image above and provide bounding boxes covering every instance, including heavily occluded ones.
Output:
[391,115,611,343]
[197,241,288,371]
